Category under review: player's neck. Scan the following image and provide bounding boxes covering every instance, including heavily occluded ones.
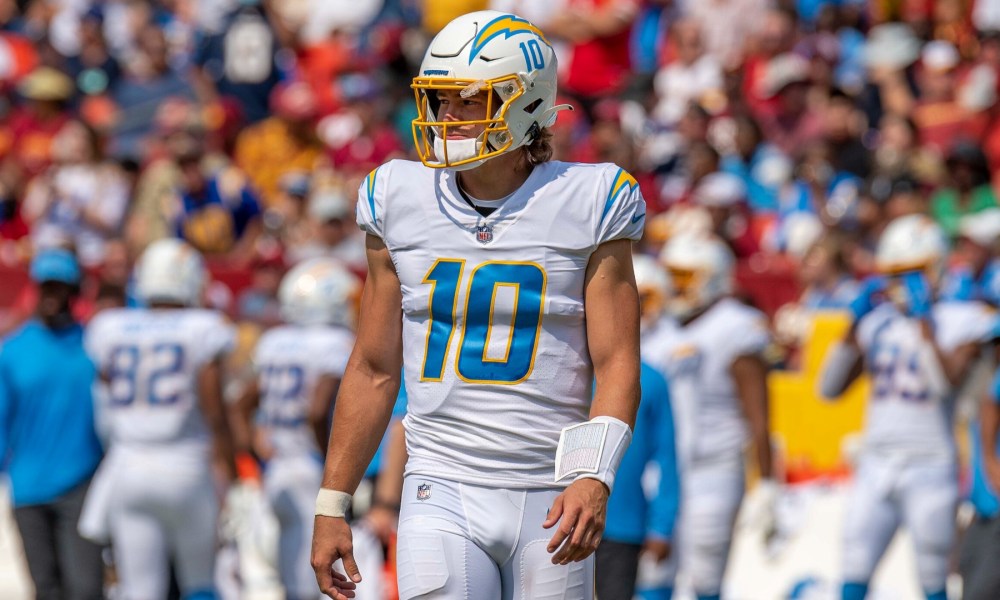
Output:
[457,151,532,200]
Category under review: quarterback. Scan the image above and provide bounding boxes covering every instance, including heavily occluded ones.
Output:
[310,10,644,600]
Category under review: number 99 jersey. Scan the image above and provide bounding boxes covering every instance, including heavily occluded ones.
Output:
[85,308,236,449]
[356,159,646,488]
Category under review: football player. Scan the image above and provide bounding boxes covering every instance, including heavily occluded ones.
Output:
[230,257,360,600]
[310,10,644,600]
[820,214,994,600]
[83,238,236,600]
[641,233,776,600]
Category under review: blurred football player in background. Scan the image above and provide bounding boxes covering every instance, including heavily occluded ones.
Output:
[820,214,994,600]
[311,9,644,600]
[642,233,776,600]
[231,257,362,600]
[83,238,236,600]
[594,254,680,600]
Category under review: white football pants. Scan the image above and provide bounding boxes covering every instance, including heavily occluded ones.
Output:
[841,454,957,594]
[395,475,594,600]
[637,459,745,598]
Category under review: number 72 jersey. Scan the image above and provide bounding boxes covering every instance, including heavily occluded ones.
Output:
[356,159,645,488]
[85,307,236,448]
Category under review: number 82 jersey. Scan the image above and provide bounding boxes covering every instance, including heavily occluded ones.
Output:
[357,159,645,487]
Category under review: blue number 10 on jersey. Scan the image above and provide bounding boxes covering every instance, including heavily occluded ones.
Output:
[421,259,546,384]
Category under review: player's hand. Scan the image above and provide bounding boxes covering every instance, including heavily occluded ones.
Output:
[901,271,932,319]
[849,276,886,323]
[641,537,671,563]
[542,478,609,565]
[363,504,399,545]
[741,479,779,545]
[311,516,360,600]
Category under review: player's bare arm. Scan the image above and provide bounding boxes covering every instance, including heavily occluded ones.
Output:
[229,378,259,459]
[544,238,641,565]
[199,357,236,482]
[311,234,402,600]
[310,374,340,455]
[732,354,773,480]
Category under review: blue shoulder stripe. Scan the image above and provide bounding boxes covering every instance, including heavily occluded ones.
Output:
[365,168,379,225]
[601,168,639,224]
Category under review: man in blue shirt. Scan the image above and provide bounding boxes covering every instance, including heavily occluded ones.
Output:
[960,366,1000,600]
[0,249,104,599]
[596,362,680,600]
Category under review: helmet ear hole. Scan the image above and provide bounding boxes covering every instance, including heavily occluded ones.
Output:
[524,98,543,114]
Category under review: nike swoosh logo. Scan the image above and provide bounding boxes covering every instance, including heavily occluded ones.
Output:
[631,213,646,224]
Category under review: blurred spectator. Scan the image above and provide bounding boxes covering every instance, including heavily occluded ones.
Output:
[720,114,790,214]
[742,7,799,119]
[652,18,723,126]
[912,40,966,152]
[194,0,283,125]
[822,88,870,179]
[64,8,121,101]
[685,0,769,71]
[795,232,857,309]
[660,137,718,206]
[858,22,921,129]
[0,249,104,600]
[549,0,639,110]
[287,186,366,272]
[236,240,284,326]
[323,73,404,182]
[174,157,262,260]
[929,141,998,238]
[234,80,325,208]
[110,22,196,162]
[692,171,759,259]
[22,120,130,268]
[757,53,825,156]
[940,208,1000,305]
[8,67,74,182]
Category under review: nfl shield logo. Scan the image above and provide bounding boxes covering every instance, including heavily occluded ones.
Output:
[416,483,431,501]
[476,224,494,244]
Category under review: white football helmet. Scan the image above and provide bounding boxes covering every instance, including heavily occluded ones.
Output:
[632,253,671,328]
[412,10,569,170]
[875,214,947,280]
[135,238,206,307]
[279,257,361,328]
[659,233,734,319]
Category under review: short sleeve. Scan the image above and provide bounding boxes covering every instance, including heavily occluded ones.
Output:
[728,306,771,359]
[315,332,354,378]
[191,314,236,366]
[83,314,112,371]
[596,166,646,246]
[356,165,387,239]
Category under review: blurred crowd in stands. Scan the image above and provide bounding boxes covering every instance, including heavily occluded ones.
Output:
[2,0,1000,362]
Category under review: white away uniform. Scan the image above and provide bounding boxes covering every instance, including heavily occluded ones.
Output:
[640,299,770,597]
[840,301,993,593]
[84,308,235,599]
[253,324,354,600]
[356,159,645,599]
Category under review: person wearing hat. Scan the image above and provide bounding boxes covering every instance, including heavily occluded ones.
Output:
[695,172,760,258]
[9,66,74,179]
[0,248,104,600]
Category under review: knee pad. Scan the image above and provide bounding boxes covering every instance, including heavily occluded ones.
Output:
[396,517,455,598]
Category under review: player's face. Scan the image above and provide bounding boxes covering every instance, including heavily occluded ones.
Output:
[36,281,76,327]
[434,89,491,139]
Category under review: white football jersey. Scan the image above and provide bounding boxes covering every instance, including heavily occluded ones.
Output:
[85,308,235,450]
[856,301,994,459]
[356,159,645,487]
[642,298,770,468]
[254,325,354,458]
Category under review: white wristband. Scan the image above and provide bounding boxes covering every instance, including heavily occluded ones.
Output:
[554,415,632,493]
[315,488,352,518]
